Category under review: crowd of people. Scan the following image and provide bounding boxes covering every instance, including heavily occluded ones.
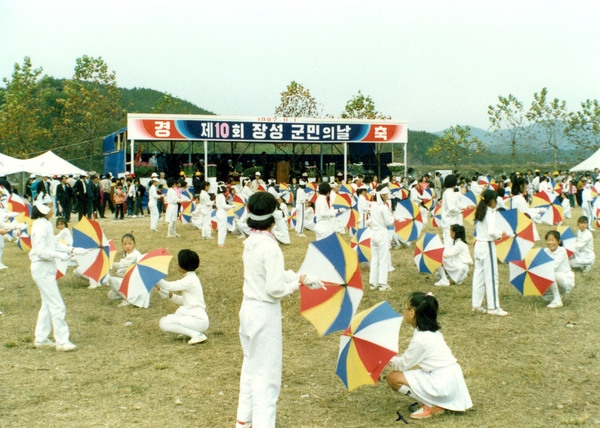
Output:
[1,162,598,426]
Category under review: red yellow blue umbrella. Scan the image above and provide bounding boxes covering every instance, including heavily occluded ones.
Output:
[531,191,555,208]
[299,233,363,336]
[119,248,173,308]
[7,192,31,218]
[73,217,110,284]
[495,208,536,262]
[232,194,247,219]
[350,227,372,263]
[539,202,564,226]
[16,228,31,252]
[336,301,402,391]
[333,192,354,211]
[509,248,555,296]
[393,199,424,242]
[460,191,477,224]
[421,187,434,210]
[278,183,294,204]
[431,202,442,228]
[288,207,298,228]
[413,232,444,273]
[556,225,576,258]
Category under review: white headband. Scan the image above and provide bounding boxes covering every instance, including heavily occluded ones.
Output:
[248,209,276,221]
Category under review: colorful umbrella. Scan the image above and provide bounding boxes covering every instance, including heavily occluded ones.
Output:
[179,199,195,224]
[209,208,234,230]
[509,248,555,296]
[420,187,434,210]
[119,248,173,308]
[333,192,354,211]
[288,207,298,228]
[232,194,247,219]
[7,193,31,218]
[430,202,442,228]
[460,191,477,224]
[538,201,564,226]
[16,228,31,252]
[278,183,294,204]
[350,227,372,263]
[393,199,424,242]
[305,182,318,203]
[72,217,111,284]
[413,232,444,273]
[530,191,555,208]
[495,209,536,262]
[336,301,402,391]
[556,226,576,258]
[298,233,363,336]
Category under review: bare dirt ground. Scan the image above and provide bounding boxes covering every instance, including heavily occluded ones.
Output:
[1,207,598,427]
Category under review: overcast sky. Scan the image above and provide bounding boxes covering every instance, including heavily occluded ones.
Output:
[2,0,599,133]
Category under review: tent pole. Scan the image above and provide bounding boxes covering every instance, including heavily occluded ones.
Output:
[130,139,135,175]
[343,142,347,183]
[204,140,208,178]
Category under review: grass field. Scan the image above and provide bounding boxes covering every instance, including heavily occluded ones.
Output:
[0,207,599,427]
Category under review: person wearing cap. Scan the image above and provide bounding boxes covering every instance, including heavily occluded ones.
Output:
[367,184,394,291]
[30,195,83,352]
[235,191,324,428]
[251,171,265,193]
[148,178,161,232]
[294,179,308,237]
[192,171,203,198]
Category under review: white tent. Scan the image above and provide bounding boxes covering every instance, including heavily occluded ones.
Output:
[21,151,86,176]
[0,153,27,175]
[571,147,600,172]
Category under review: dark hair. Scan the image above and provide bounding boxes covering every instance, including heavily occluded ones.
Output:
[178,249,200,271]
[443,174,457,188]
[167,178,175,188]
[318,182,331,195]
[122,233,136,244]
[247,191,277,230]
[407,292,440,332]
[356,187,367,196]
[375,183,388,192]
[31,206,48,220]
[474,189,498,222]
[578,216,589,225]
[56,217,68,228]
[496,187,505,198]
[511,176,525,196]
[545,230,562,245]
[217,184,226,194]
[450,224,467,244]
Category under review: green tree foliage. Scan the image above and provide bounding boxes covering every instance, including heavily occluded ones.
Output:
[0,57,52,157]
[488,94,529,167]
[566,99,600,160]
[341,90,391,177]
[525,87,568,168]
[54,55,125,170]
[274,81,321,118]
[427,125,485,170]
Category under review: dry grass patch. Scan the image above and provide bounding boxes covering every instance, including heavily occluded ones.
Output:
[0,209,599,427]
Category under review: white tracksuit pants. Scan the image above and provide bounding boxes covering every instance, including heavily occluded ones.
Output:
[295,204,305,234]
[149,202,159,230]
[472,240,500,310]
[237,299,282,428]
[31,260,71,345]
[216,210,227,246]
[159,312,208,338]
[369,230,391,286]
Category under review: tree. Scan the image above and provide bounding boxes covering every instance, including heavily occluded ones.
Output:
[274,81,321,118]
[525,87,569,168]
[54,55,125,170]
[152,92,190,114]
[0,57,52,157]
[427,125,485,170]
[341,91,391,177]
[566,99,600,160]
[487,94,529,167]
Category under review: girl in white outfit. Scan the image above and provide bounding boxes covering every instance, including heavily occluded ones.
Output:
[294,180,308,237]
[543,230,575,309]
[165,178,183,238]
[148,179,160,232]
[198,181,214,239]
[440,175,463,245]
[570,216,595,271]
[367,185,394,291]
[30,195,78,351]
[435,224,472,287]
[156,249,209,345]
[107,233,143,306]
[215,183,233,248]
[387,292,472,419]
[314,182,337,241]
[236,192,323,428]
[356,187,370,229]
[472,189,509,316]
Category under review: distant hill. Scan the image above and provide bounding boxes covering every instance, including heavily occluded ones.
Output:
[119,87,215,115]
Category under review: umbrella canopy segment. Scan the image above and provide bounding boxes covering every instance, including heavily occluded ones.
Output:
[119,248,173,308]
[336,301,402,391]
[509,248,556,296]
[413,232,444,273]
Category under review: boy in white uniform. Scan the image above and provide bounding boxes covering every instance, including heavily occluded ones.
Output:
[570,216,595,272]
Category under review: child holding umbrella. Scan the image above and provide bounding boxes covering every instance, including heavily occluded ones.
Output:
[236,191,323,428]
[156,249,209,345]
[386,292,473,419]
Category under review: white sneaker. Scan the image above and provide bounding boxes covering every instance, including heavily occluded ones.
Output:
[434,279,450,287]
[132,215,137,218]
[472,306,486,313]
[297,233,307,238]
[546,300,563,309]
[582,265,592,273]
[188,333,207,345]
[108,290,123,300]
[56,342,77,352]
[487,308,509,317]
[378,284,391,291]
[237,235,246,239]
[34,339,56,348]
[369,284,379,291]
[117,300,131,307]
